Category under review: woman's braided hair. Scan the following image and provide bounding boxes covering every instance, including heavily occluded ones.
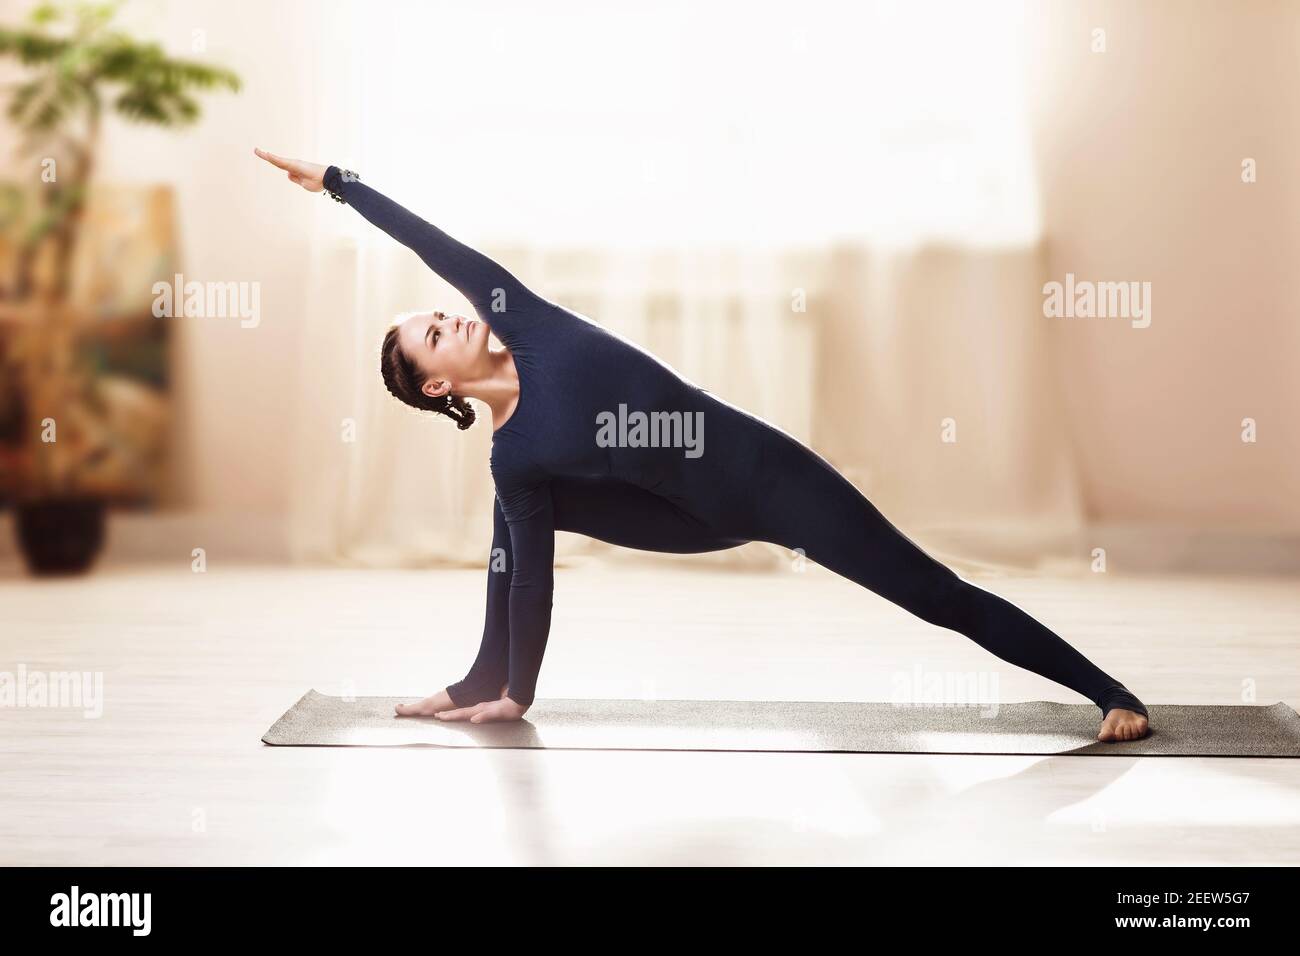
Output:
[379,315,477,430]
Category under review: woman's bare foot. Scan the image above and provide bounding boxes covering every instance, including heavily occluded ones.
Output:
[395,690,455,717]
[1097,708,1150,742]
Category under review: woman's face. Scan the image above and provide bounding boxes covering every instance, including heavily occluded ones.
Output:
[396,310,491,398]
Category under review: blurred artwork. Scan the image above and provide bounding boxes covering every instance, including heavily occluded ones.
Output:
[0,185,174,505]
[69,186,178,322]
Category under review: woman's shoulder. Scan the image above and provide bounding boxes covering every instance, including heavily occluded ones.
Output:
[488,436,553,521]
[489,431,547,485]
[476,296,586,345]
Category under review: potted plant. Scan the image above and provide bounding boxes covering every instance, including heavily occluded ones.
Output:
[0,0,239,574]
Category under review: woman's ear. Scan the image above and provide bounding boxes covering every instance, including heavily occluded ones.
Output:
[422,379,451,399]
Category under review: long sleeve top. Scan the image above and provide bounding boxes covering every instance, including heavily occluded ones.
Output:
[322,165,763,708]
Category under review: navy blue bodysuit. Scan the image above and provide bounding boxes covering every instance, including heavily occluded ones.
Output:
[323,165,1148,719]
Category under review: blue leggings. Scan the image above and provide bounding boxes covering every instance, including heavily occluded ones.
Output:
[543,458,1147,719]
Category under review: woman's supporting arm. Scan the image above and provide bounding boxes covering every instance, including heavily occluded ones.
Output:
[322,165,538,317]
[496,481,556,709]
[444,497,513,707]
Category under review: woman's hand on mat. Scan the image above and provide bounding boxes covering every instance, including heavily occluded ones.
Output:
[253,147,326,192]
[394,689,459,717]
[394,684,527,721]
[435,684,528,723]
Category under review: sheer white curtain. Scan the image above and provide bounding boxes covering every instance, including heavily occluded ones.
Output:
[287,0,1080,569]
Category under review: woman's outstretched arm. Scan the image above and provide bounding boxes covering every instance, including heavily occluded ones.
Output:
[253,148,539,317]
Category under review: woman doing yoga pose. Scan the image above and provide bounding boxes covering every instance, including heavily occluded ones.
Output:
[255,148,1151,742]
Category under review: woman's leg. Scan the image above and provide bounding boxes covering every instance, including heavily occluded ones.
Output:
[747,434,1148,720]
[550,476,749,554]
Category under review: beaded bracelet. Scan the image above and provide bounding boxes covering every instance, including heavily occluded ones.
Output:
[325,168,359,203]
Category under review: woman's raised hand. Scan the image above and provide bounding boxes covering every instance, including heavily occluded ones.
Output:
[254,147,327,192]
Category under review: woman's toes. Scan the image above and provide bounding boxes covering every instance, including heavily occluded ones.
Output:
[1097,710,1151,742]
[1097,709,1144,741]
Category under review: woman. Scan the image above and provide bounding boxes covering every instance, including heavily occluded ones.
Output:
[255,148,1151,741]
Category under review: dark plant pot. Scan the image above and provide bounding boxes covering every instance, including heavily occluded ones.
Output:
[14,497,107,576]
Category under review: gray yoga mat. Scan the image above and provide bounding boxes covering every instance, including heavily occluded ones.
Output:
[262,690,1300,756]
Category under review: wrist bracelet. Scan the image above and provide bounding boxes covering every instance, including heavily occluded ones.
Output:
[325,168,359,203]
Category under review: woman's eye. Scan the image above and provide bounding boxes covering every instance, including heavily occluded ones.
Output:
[432,330,440,347]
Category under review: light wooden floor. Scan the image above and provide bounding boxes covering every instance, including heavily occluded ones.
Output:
[2,559,1298,865]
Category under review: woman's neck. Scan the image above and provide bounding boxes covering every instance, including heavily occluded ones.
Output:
[458,347,520,432]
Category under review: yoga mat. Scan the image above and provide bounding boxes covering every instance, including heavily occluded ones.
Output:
[262,691,1300,756]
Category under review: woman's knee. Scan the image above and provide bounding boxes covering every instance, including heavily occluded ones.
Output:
[897,567,984,632]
